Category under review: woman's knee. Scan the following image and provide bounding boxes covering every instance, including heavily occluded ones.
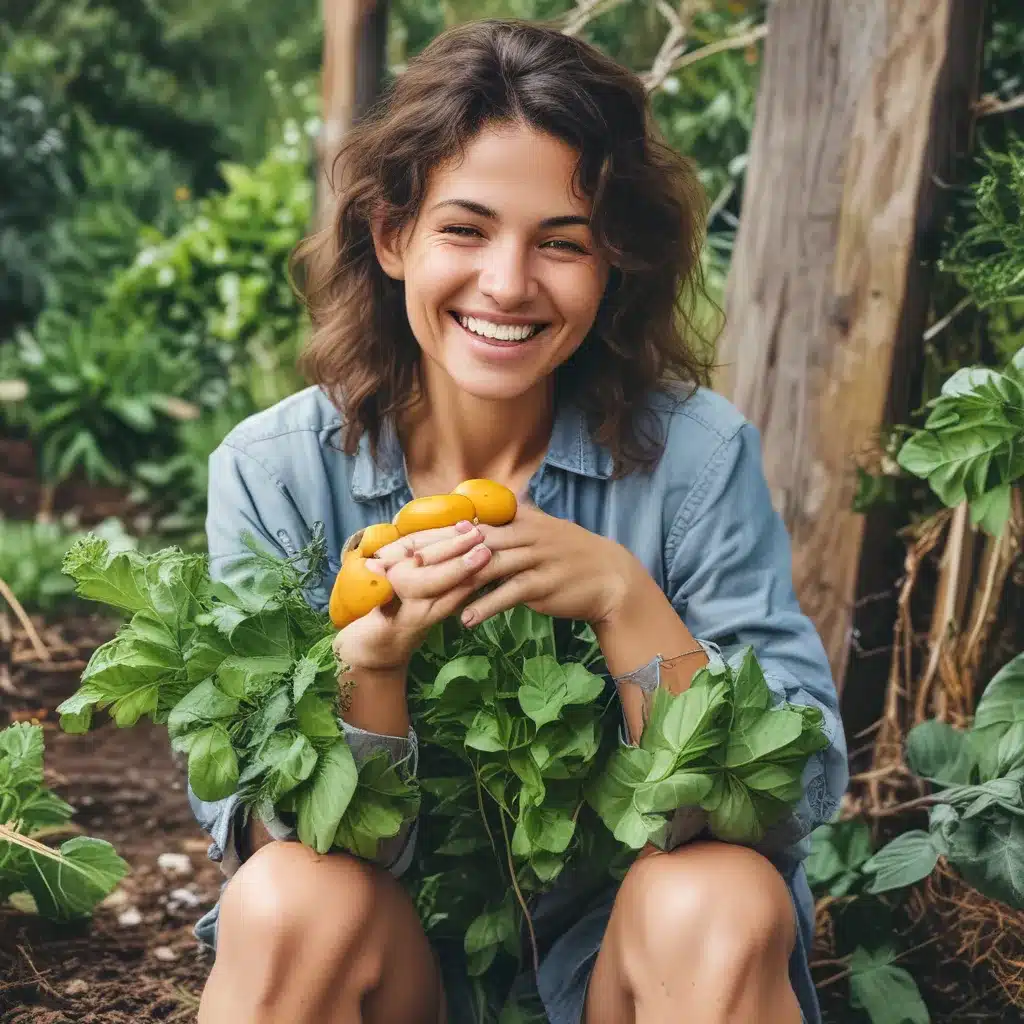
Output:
[217,840,382,971]
[616,841,796,974]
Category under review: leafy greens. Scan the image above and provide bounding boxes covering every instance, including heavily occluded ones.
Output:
[57,528,828,1006]
[0,722,129,920]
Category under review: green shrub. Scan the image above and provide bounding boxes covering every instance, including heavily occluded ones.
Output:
[1,308,200,486]
[105,125,314,411]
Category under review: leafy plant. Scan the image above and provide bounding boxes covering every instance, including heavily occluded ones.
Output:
[1,307,201,486]
[104,125,314,411]
[0,722,129,920]
[896,346,1024,536]
[56,528,826,1010]
[859,656,1024,911]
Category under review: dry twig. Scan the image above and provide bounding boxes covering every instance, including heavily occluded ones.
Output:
[0,576,49,662]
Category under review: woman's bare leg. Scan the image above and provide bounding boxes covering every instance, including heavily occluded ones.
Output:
[198,841,444,1024]
[583,841,801,1024]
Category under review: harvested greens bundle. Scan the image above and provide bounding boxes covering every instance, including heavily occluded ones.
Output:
[57,529,827,1006]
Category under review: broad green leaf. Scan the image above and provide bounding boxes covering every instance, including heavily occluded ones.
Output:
[848,946,929,1024]
[946,814,1024,909]
[296,738,358,854]
[465,708,506,752]
[294,692,340,738]
[906,720,975,785]
[806,820,873,895]
[0,723,45,787]
[292,656,319,703]
[724,708,804,767]
[863,831,941,894]
[16,835,130,921]
[509,749,546,807]
[518,657,603,728]
[728,647,772,711]
[216,655,292,699]
[431,655,492,698]
[61,537,158,614]
[259,730,318,801]
[647,678,729,764]
[167,679,239,738]
[972,653,1024,778]
[587,746,655,839]
[182,724,239,801]
[702,772,763,844]
[634,770,712,815]
[521,804,576,854]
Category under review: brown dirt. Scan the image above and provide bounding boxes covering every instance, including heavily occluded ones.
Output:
[0,614,222,1023]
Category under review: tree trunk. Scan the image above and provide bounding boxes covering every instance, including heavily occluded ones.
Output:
[318,0,389,225]
[717,0,985,701]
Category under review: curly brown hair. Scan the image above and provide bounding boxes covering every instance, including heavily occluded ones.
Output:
[294,18,714,476]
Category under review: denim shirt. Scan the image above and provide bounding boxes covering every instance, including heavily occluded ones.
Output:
[190,382,847,1023]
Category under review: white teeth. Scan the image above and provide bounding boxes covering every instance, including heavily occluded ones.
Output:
[457,315,542,342]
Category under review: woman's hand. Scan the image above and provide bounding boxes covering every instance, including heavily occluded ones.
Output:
[332,520,492,673]
[457,504,642,628]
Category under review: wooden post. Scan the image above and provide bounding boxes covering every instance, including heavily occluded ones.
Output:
[318,0,390,226]
[716,0,985,704]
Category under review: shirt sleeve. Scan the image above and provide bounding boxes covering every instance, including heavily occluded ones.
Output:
[189,441,420,877]
[663,422,849,857]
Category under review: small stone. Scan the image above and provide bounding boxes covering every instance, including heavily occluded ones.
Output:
[157,852,193,877]
[118,907,142,927]
[65,979,89,996]
[169,887,200,908]
[153,946,178,962]
[100,887,130,910]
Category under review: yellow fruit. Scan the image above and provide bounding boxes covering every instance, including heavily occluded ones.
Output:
[329,553,394,628]
[394,494,477,536]
[358,523,401,557]
[451,479,517,526]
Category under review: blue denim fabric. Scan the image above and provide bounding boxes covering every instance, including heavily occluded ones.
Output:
[189,383,848,1023]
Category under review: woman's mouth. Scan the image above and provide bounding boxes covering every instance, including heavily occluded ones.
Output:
[449,311,549,346]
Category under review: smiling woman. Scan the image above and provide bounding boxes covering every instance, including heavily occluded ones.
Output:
[192,16,847,1024]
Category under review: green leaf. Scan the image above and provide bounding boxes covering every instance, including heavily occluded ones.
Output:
[906,720,976,785]
[520,803,576,854]
[805,820,873,894]
[296,739,358,854]
[702,771,764,844]
[216,655,293,699]
[259,730,318,802]
[294,692,340,738]
[166,679,239,738]
[863,831,941,894]
[727,647,772,711]
[634,771,712,815]
[517,656,604,728]
[430,655,492,698]
[647,677,729,764]
[946,814,1024,909]
[972,653,1024,779]
[15,836,130,921]
[848,946,929,1024]
[724,708,804,768]
[180,724,239,802]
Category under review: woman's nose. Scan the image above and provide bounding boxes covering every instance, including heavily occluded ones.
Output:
[477,242,539,307]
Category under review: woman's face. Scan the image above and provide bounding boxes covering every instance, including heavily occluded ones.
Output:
[374,123,610,403]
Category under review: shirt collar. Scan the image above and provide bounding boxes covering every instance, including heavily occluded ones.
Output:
[349,400,615,501]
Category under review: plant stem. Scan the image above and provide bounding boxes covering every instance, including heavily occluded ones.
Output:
[867,793,942,818]
[473,762,503,878]
[498,808,539,977]
[0,577,50,662]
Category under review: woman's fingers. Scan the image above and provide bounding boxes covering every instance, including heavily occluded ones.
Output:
[386,542,492,599]
[374,520,477,567]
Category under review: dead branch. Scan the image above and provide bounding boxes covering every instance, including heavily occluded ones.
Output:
[0,576,49,662]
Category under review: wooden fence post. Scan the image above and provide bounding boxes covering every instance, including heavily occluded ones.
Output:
[716,0,985,712]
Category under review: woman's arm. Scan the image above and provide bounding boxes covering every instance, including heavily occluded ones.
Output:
[593,567,709,744]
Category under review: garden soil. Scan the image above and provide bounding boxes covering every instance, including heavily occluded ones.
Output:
[0,615,1018,1023]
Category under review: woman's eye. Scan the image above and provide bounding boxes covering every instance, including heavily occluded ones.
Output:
[543,239,589,255]
[440,225,481,238]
